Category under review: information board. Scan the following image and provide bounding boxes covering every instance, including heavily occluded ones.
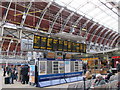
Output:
[53,39,58,51]
[58,40,63,51]
[47,38,53,50]
[83,44,86,53]
[40,36,47,49]
[79,43,83,52]
[63,41,68,52]
[33,35,40,49]
[72,42,77,52]
[33,35,86,53]
[67,41,72,52]
[76,43,80,52]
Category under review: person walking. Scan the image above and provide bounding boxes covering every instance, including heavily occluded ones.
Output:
[8,66,15,84]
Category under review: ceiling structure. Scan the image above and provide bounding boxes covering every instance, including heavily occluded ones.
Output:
[0,0,120,57]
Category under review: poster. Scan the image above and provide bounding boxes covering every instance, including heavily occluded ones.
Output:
[29,65,35,83]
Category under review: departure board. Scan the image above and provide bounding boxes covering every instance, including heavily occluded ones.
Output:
[33,35,86,53]
[47,38,53,50]
[76,43,80,52]
[33,35,40,49]
[63,41,68,52]
[83,44,86,53]
[58,40,63,51]
[67,41,72,52]
[53,39,58,51]
[72,42,76,52]
[40,36,47,49]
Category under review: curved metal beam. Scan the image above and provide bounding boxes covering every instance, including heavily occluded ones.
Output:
[35,2,52,31]
[20,1,33,27]
[60,12,74,33]
[103,31,115,45]
[90,25,102,42]
[110,34,119,47]
[48,7,64,33]
[1,0,12,25]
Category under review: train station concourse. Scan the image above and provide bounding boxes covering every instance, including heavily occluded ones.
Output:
[0,0,120,89]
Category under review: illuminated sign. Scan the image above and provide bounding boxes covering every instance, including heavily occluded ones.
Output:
[58,40,63,51]
[33,35,40,49]
[63,41,68,52]
[40,36,47,49]
[53,39,58,51]
[47,38,53,50]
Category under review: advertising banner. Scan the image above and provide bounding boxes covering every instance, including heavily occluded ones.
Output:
[29,65,36,83]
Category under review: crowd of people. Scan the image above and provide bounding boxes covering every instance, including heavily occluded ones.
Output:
[3,64,29,84]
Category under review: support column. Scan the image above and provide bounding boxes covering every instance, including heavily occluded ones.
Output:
[0,26,4,55]
[118,4,120,49]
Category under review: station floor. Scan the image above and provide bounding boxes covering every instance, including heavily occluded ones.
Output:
[0,69,83,89]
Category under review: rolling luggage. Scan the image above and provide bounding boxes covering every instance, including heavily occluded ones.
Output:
[5,77,10,84]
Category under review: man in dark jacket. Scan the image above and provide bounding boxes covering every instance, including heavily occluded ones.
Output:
[21,64,29,84]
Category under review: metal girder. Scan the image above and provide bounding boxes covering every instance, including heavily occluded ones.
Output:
[59,12,74,33]
[35,2,52,31]
[103,32,114,45]
[71,16,84,35]
[4,29,19,39]
[81,19,92,30]
[93,25,102,35]
[14,42,19,56]
[94,28,106,44]
[110,34,119,46]
[1,0,12,26]
[89,25,102,42]
[48,7,64,33]
[0,27,4,41]
[86,23,97,42]
[22,32,33,40]
[19,1,33,39]
[7,39,12,56]
[20,2,32,27]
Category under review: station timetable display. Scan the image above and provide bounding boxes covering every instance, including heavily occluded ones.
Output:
[33,35,86,53]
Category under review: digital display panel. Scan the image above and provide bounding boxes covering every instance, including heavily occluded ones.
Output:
[53,39,58,51]
[47,38,53,50]
[58,40,63,51]
[67,41,72,52]
[33,35,86,53]
[33,35,40,49]
[40,36,47,49]
[83,44,86,53]
[79,43,83,52]
[76,43,80,52]
[72,42,77,52]
[63,41,68,52]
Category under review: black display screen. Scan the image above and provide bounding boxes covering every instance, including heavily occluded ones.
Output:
[58,40,63,51]
[40,36,47,49]
[67,41,72,52]
[72,42,76,52]
[53,39,58,51]
[63,41,68,52]
[47,38,53,50]
[33,35,40,49]
[76,43,80,52]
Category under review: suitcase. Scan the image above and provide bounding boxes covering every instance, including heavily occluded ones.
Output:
[5,77,10,84]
